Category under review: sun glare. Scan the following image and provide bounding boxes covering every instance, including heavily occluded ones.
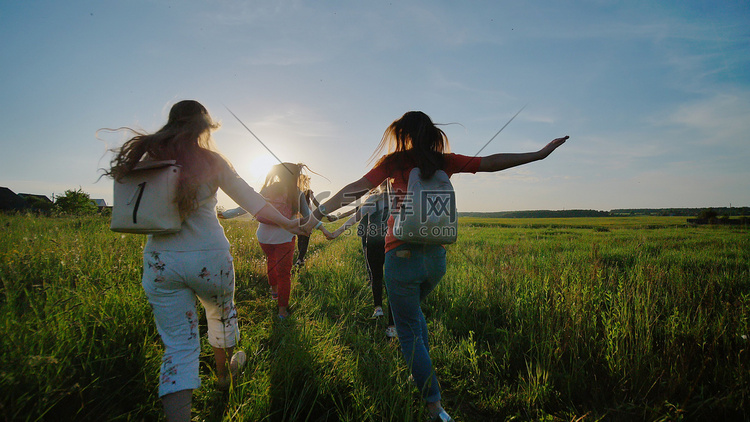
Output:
[242,154,278,184]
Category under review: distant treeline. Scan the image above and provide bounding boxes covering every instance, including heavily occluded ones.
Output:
[460,207,750,219]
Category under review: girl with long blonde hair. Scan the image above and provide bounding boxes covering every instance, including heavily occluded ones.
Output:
[223,162,330,319]
[107,100,317,421]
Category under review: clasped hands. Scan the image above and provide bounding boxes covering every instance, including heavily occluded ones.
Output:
[289,216,335,239]
[290,212,345,240]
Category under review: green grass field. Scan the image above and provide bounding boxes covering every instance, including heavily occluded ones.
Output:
[1,214,748,421]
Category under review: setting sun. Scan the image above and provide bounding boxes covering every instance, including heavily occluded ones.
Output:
[241,154,279,184]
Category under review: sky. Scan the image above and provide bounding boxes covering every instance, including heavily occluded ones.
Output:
[1,0,748,212]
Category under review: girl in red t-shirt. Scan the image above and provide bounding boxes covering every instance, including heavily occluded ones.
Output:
[314,111,567,421]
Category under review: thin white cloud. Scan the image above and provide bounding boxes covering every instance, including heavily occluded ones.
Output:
[658,92,750,146]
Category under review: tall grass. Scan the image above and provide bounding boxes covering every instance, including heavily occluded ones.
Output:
[1,213,748,421]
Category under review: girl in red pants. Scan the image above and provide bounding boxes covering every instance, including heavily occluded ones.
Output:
[256,163,329,319]
[224,163,329,319]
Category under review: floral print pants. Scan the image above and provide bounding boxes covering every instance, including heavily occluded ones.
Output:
[142,249,237,397]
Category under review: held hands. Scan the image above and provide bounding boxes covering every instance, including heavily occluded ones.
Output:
[295,217,336,238]
[328,226,343,240]
[301,217,322,235]
[320,225,336,240]
[286,218,312,236]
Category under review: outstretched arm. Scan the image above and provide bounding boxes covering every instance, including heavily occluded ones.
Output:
[310,192,321,208]
[254,204,314,236]
[478,136,568,172]
[327,206,357,222]
[218,158,317,235]
[312,176,374,221]
[221,207,248,219]
[222,204,314,236]
[329,208,364,239]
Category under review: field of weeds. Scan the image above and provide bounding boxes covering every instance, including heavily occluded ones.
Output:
[1,214,748,421]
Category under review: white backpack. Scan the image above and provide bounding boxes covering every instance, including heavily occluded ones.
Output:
[392,168,457,244]
[110,160,183,234]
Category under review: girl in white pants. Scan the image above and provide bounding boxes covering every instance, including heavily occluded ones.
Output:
[142,250,237,395]
[107,100,318,422]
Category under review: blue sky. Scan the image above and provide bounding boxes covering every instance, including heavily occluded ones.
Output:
[1,1,748,212]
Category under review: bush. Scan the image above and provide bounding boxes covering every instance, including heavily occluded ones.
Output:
[54,188,98,215]
[697,208,718,220]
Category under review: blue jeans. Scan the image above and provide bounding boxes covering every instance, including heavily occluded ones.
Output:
[384,243,447,403]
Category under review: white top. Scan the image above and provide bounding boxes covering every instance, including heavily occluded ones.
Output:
[223,190,311,245]
[144,158,267,252]
[257,191,311,244]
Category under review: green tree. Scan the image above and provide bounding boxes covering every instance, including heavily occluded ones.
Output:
[54,188,98,215]
[697,208,718,220]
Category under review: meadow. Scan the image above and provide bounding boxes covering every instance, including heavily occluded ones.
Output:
[1,214,748,421]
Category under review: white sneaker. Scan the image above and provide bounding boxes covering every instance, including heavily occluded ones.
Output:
[385,325,397,339]
[432,409,454,422]
[217,350,246,390]
[371,306,384,318]
[231,350,247,371]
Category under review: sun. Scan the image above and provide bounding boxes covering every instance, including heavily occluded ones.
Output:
[241,154,278,184]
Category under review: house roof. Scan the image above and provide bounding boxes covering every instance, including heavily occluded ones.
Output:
[18,193,52,203]
[0,187,29,210]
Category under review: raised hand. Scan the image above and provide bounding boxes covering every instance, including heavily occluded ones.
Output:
[539,136,568,159]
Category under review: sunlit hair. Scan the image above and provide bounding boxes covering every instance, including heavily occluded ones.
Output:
[299,174,315,203]
[370,111,451,179]
[260,163,310,215]
[105,100,222,219]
